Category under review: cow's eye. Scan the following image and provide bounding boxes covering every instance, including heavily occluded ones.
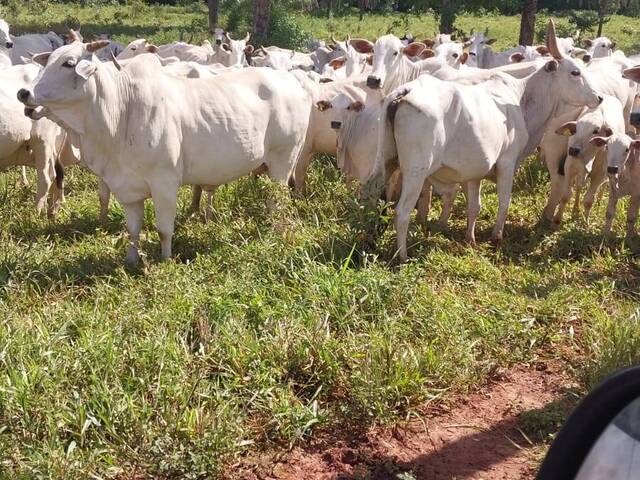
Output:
[626,148,630,152]
[469,52,476,56]
[131,46,137,51]
[452,53,458,58]
[571,70,581,76]
[393,51,398,56]
[62,59,76,68]
[593,129,599,134]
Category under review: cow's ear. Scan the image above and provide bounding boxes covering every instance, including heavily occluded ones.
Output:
[589,136,608,147]
[75,59,97,80]
[545,60,558,72]
[604,127,613,137]
[403,42,426,57]
[509,52,525,63]
[611,41,616,49]
[244,44,254,54]
[366,54,373,65]
[316,100,332,111]
[536,45,549,55]
[632,139,640,150]
[460,52,469,64]
[555,121,577,136]
[623,66,640,83]
[349,101,365,112]
[486,38,497,45]
[328,56,346,69]
[419,48,435,60]
[584,38,593,48]
[349,38,374,54]
[31,52,51,67]
[146,44,159,53]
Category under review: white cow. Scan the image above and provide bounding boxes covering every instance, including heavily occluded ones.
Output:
[0,19,64,65]
[593,133,640,237]
[369,21,602,260]
[550,95,625,226]
[0,63,71,215]
[582,37,616,63]
[19,41,312,264]
[435,42,469,68]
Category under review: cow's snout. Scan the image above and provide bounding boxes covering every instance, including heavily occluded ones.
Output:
[331,121,342,130]
[608,166,619,174]
[597,95,604,105]
[17,88,31,105]
[630,113,640,128]
[24,107,35,119]
[568,147,581,157]
[5,41,13,49]
[367,75,381,89]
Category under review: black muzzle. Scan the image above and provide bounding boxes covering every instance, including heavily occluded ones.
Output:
[5,41,13,49]
[608,166,619,174]
[568,147,581,157]
[366,75,381,89]
[17,88,30,105]
[331,121,342,130]
[630,113,640,128]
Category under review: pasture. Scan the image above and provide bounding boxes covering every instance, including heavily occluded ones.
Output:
[1,2,640,478]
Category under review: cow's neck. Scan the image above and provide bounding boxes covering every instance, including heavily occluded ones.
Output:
[519,67,561,157]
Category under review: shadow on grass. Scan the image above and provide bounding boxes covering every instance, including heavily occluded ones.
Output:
[333,395,577,480]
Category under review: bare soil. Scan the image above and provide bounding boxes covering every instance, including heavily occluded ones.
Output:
[232,362,578,480]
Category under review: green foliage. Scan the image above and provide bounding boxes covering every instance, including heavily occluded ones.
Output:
[265,4,309,49]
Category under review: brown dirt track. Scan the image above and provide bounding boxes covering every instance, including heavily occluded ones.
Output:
[233,362,578,480]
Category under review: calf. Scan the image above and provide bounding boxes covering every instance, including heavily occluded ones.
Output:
[594,133,640,237]
[549,95,625,226]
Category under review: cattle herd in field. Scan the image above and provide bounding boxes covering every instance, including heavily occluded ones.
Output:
[2,18,640,263]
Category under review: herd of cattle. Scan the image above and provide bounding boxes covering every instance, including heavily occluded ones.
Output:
[1,18,640,263]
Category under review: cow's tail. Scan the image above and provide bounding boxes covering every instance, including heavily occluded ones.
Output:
[361,88,409,202]
[54,162,64,190]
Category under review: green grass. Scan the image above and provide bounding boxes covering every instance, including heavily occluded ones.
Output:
[0,3,639,478]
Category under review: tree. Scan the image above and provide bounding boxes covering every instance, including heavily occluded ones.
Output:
[253,0,271,44]
[207,0,219,32]
[519,0,537,45]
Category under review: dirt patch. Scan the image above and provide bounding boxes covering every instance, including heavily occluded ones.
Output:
[232,362,578,480]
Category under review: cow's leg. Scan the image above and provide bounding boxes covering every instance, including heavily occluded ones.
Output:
[19,166,29,187]
[48,162,65,218]
[571,174,584,221]
[151,185,179,261]
[603,184,619,236]
[491,162,517,243]
[465,179,482,246]
[32,143,55,216]
[203,186,217,223]
[98,178,111,224]
[416,181,432,235]
[188,185,203,216]
[543,170,564,222]
[266,143,305,187]
[292,149,313,195]
[583,174,606,224]
[395,172,428,261]
[123,200,145,265]
[626,195,640,238]
[552,158,578,228]
[438,183,458,227]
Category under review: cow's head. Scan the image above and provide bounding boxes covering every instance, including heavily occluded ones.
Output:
[118,38,157,60]
[467,29,496,67]
[435,42,468,69]
[0,19,12,49]
[351,34,425,90]
[17,40,111,130]
[582,37,615,63]
[223,32,252,66]
[590,133,640,176]
[556,110,612,160]
[543,20,602,109]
